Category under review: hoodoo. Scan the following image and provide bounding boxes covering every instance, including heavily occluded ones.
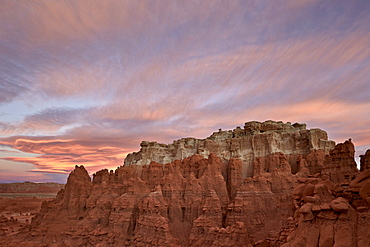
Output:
[2,120,369,247]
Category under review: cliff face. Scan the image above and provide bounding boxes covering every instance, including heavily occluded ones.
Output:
[125,120,335,177]
[27,155,258,247]
[280,142,370,247]
[3,121,369,247]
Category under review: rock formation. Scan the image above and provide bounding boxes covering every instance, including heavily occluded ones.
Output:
[125,121,335,177]
[321,139,358,183]
[278,141,370,247]
[360,149,370,171]
[24,155,253,247]
[1,120,369,247]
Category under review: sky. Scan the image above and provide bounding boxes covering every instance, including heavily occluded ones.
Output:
[0,0,369,183]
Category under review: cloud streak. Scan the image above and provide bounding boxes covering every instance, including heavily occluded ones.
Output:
[0,0,369,182]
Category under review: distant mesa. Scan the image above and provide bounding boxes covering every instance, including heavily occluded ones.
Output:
[125,120,335,176]
[0,181,64,194]
[1,120,370,247]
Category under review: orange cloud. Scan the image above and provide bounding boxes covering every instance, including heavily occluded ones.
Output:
[0,135,133,178]
[2,145,129,176]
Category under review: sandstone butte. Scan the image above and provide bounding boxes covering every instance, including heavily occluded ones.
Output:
[1,120,370,247]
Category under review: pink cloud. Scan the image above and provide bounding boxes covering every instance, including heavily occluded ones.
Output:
[0,0,369,182]
[1,139,129,177]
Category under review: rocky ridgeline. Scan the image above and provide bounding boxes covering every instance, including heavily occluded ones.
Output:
[125,120,335,177]
[2,120,369,247]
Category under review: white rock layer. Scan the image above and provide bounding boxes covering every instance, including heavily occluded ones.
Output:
[124,120,335,177]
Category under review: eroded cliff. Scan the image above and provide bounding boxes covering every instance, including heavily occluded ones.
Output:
[125,120,335,177]
[279,142,370,247]
[2,120,369,247]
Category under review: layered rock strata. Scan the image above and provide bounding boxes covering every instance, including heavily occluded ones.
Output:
[125,121,335,177]
[11,151,296,246]
[3,121,369,247]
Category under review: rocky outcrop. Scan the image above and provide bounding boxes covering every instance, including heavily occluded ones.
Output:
[7,151,300,246]
[321,139,358,183]
[279,175,370,247]
[360,149,370,171]
[225,152,297,244]
[125,121,335,177]
[279,148,370,247]
[3,121,369,247]
[351,149,370,205]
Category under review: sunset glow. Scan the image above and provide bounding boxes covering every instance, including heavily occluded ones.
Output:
[1,0,369,183]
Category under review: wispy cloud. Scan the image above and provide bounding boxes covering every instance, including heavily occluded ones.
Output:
[0,137,130,175]
[0,0,369,182]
